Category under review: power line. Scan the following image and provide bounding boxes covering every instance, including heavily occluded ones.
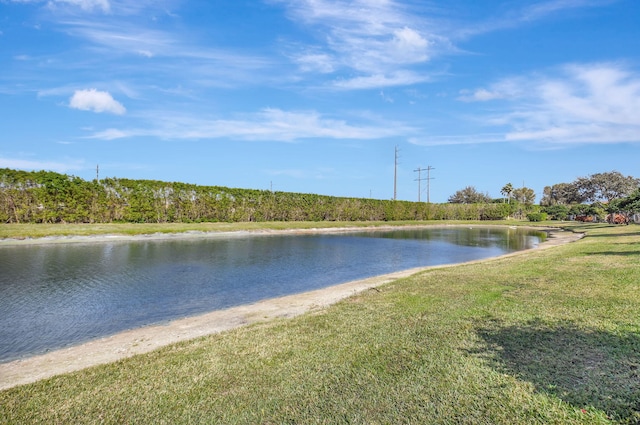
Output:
[426,165,435,203]
[414,165,435,203]
[414,167,428,202]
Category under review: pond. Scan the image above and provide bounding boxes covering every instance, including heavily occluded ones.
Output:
[0,226,545,362]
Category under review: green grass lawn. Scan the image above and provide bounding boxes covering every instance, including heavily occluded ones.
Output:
[0,222,638,424]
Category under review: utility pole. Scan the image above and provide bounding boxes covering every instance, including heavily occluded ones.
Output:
[414,166,435,203]
[96,164,99,182]
[413,167,428,202]
[394,145,399,201]
[426,165,435,203]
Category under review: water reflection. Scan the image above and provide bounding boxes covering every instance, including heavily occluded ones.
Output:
[0,227,544,362]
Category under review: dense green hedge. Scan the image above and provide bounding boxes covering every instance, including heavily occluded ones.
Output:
[0,168,515,224]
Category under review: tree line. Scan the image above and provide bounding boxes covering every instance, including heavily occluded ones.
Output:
[447,184,536,205]
[539,171,640,220]
[445,171,640,221]
[446,183,539,220]
[0,168,516,224]
[541,171,639,205]
[4,169,635,225]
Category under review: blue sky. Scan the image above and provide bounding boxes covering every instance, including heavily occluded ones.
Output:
[1,0,639,203]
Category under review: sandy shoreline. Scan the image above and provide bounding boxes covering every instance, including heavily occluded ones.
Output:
[0,223,571,246]
[0,226,582,390]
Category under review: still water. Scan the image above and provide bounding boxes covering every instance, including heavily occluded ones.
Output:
[0,227,545,362]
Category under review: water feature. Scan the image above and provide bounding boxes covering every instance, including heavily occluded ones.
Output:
[0,226,545,362]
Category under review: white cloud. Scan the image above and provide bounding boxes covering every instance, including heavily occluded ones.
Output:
[69,89,126,114]
[408,134,506,146]
[458,78,526,102]
[89,128,128,139]
[518,0,615,23]
[458,0,617,38]
[86,108,415,142]
[458,88,504,102]
[392,27,430,62]
[333,71,429,90]
[379,91,394,103]
[60,20,271,68]
[274,0,448,88]
[294,52,335,74]
[456,63,640,145]
[56,0,110,12]
[504,64,640,143]
[62,23,175,57]
[9,0,110,12]
[55,21,273,87]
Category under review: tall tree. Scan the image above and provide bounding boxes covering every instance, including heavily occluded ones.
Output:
[448,186,491,204]
[512,187,536,205]
[608,189,640,213]
[540,183,583,206]
[500,183,514,204]
[576,171,639,203]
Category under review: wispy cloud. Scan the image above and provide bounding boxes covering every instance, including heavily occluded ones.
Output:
[8,0,110,13]
[56,0,110,12]
[277,0,614,90]
[508,63,640,144]
[333,71,431,90]
[8,0,182,15]
[517,0,616,22]
[274,0,450,89]
[50,19,275,89]
[0,157,85,173]
[6,2,274,91]
[457,79,525,102]
[61,22,176,57]
[452,62,640,146]
[409,134,507,146]
[458,88,506,102]
[86,108,415,142]
[457,0,617,38]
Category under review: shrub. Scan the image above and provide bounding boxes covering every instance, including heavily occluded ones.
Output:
[542,205,569,220]
[526,212,548,222]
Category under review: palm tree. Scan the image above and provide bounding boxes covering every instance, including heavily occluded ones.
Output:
[501,183,514,204]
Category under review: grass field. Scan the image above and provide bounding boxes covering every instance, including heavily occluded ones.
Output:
[0,221,423,239]
[0,219,564,240]
[0,222,638,424]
